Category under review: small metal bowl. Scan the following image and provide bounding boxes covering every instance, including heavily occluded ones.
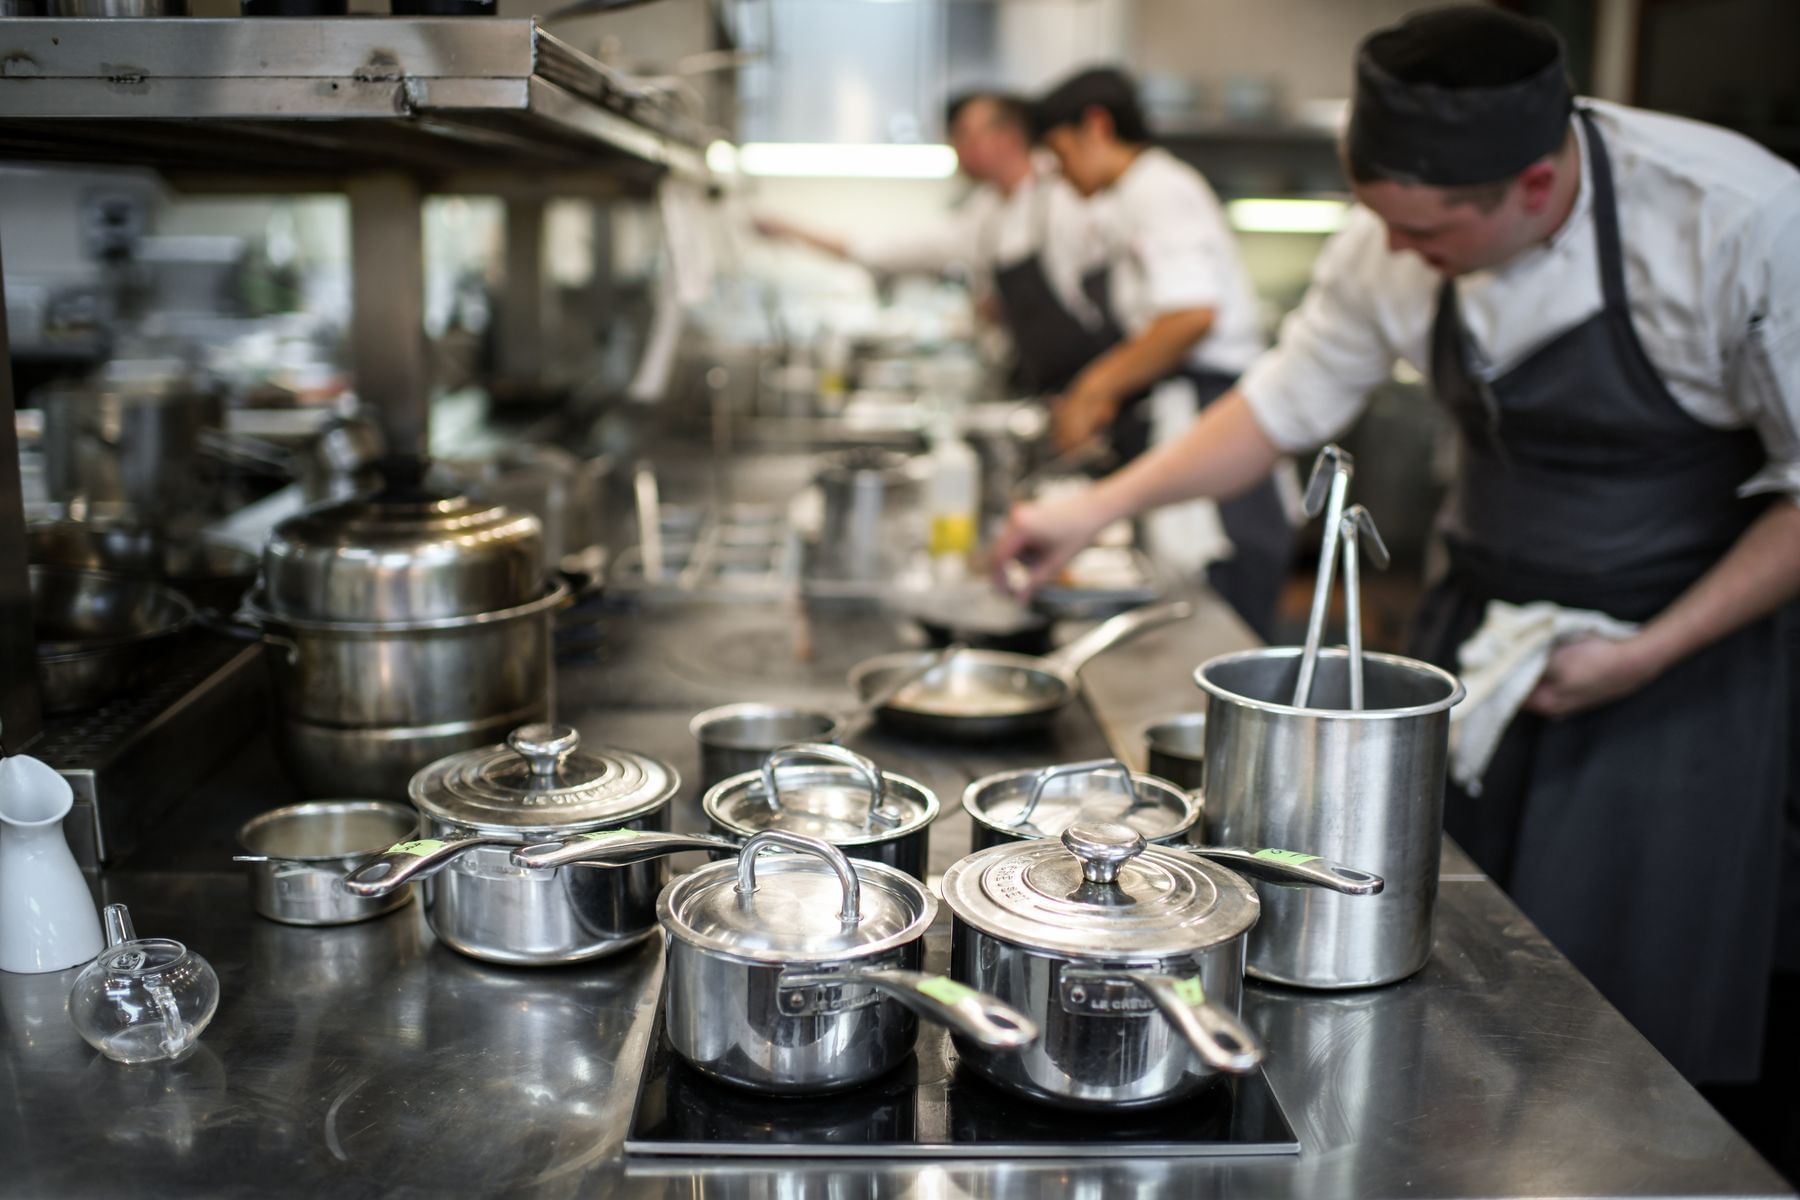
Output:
[1143,711,1207,793]
[235,800,420,926]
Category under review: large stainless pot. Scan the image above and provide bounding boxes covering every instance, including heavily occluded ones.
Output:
[342,724,679,966]
[962,758,1200,853]
[940,821,1382,1110]
[1197,646,1464,989]
[540,829,1035,1093]
[702,744,937,878]
[30,565,196,714]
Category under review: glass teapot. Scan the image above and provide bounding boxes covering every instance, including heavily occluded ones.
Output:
[69,904,219,1065]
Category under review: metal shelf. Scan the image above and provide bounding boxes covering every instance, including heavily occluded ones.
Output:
[0,17,709,187]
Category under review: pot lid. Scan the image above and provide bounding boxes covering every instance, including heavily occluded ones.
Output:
[263,466,542,621]
[703,743,938,846]
[962,759,1199,843]
[409,724,678,832]
[660,831,933,964]
[940,821,1259,958]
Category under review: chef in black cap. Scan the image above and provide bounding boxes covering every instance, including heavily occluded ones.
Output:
[994,4,1800,1086]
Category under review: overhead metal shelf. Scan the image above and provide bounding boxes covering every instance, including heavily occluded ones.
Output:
[0,17,710,188]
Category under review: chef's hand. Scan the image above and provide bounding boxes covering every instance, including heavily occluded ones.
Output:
[1523,635,1661,718]
[988,492,1109,596]
[1051,376,1122,453]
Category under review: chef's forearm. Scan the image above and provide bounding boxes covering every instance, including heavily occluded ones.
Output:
[1635,500,1800,673]
[1087,389,1284,523]
[1076,308,1216,401]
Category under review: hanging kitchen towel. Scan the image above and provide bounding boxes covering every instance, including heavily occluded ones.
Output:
[1450,599,1639,795]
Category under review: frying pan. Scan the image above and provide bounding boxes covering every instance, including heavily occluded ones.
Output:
[847,600,1194,740]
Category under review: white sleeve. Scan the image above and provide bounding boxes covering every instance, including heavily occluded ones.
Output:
[1236,208,1405,452]
[1722,176,1800,506]
[845,193,988,277]
[1124,167,1235,315]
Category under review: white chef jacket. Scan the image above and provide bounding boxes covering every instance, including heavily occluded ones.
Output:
[844,161,1102,326]
[1238,99,1800,504]
[1084,147,1267,378]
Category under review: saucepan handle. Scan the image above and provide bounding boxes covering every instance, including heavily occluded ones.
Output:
[343,834,503,895]
[510,828,738,869]
[1130,972,1264,1075]
[788,969,1039,1051]
[1184,845,1384,895]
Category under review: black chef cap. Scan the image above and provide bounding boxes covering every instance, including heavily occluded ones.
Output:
[1030,68,1151,144]
[1347,5,1573,187]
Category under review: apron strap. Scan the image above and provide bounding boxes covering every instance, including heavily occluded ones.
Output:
[1576,106,1630,314]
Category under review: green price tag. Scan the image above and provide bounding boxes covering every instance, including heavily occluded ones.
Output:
[1253,848,1320,865]
[577,829,640,843]
[1172,976,1206,1007]
[386,839,447,857]
[917,976,978,1006]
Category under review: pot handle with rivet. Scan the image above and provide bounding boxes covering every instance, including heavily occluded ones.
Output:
[1130,973,1264,1075]
[1183,845,1384,895]
[510,829,739,869]
[760,742,899,828]
[787,969,1039,1051]
[343,834,506,895]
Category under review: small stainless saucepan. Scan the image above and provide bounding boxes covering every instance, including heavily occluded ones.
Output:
[962,758,1200,853]
[847,600,1194,740]
[940,820,1382,1110]
[234,800,420,926]
[518,829,1037,1093]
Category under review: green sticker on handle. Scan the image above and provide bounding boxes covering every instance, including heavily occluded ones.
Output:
[577,829,641,843]
[1172,976,1206,1007]
[386,838,447,857]
[1253,848,1319,865]
[917,976,978,1006]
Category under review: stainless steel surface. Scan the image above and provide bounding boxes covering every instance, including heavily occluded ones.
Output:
[233,800,418,926]
[1144,710,1207,792]
[689,702,844,793]
[1294,444,1353,707]
[262,489,542,623]
[962,758,1200,851]
[35,363,223,525]
[945,823,1261,1110]
[51,0,187,15]
[1199,646,1464,989]
[31,565,197,715]
[0,19,707,182]
[702,743,938,878]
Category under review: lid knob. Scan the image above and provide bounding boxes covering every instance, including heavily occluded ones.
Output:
[1062,820,1146,884]
[507,724,580,781]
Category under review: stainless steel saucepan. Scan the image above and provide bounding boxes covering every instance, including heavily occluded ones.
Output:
[962,758,1201,852]
[846,600,1193,739]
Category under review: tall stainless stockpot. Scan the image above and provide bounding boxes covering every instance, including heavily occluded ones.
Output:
[523,829,1036,1093]
[1198,647,1464,989]
[343,724,679,966]
[962,758,1201,852]
[702,744,938,878]
[940,821,1383,1110]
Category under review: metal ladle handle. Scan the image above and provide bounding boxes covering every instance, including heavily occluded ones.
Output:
[1338,504,1390,712]
[1294,444,1354,707]
[508,724,580,781]
[735,829,862,925]
[1009,759,1139,829]
[759,742,895,829]
[1060,820,1147,885]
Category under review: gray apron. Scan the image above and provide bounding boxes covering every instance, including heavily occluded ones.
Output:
[988,195,1296,638]
[1410,108,1793,1084]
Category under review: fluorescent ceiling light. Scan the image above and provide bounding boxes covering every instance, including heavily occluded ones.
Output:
[736,143,959,179]
[1226,198,1350,235]
[706,140,739,174]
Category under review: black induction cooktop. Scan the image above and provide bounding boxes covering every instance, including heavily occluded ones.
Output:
[624,1003,1300,1159]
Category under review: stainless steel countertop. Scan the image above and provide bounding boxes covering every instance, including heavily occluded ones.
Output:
[0,592,1789,1199]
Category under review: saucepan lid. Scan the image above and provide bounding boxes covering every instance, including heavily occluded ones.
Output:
[409,723,678,833]
[703,743,938,846]
[962,759,1200,844]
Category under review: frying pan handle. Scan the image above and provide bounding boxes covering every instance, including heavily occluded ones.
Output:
[1011,759,1138,829]
[510,828,737,869]
[808,969,1039,1051]
[1185,846,1384,895]
[1044,600,1195,675]
[759,743,897,829]
[343,834,503,895]
[1130,973,1264,1075]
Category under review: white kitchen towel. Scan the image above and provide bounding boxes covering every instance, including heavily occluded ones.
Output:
[1449,600,1639,795]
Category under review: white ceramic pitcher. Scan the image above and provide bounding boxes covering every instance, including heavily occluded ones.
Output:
[0,753,103,974]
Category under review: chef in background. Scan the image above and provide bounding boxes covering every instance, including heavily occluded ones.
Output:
[994,7,1800,1088]
[755,91,1106,395]
[1028,66,1295,638]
